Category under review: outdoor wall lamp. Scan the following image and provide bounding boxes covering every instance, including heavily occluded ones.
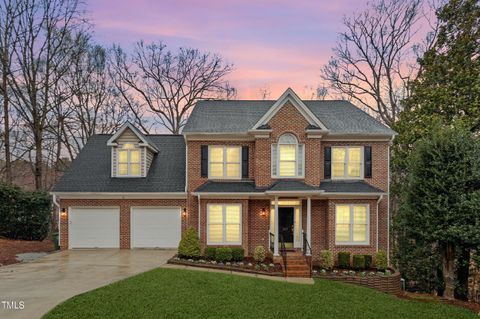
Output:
[260,207,267,217]
[60,208,67,217]
[182,208,187,217]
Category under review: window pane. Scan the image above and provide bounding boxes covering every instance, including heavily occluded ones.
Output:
[336,205,350,223]
[208,205,223,223]
[336,224,350,242]
[130,150,140,163]
[279,161,295,176]
[349,147,361,162]
[226,163,240,177]
[208,224,223,242]
[332,162,345,177]
[209,163,224,177]
[225,224,240,242]
[348,164,361,177]
[353,206,367,224]
[279,145,296,161]
[118,163,128,175]
[226,147,240,163]
[332,148,346,162]
[353,224,367,242]
[130,163,141,176]
[118,150,128,163]
[225,205,240,223]
[210,147,223,162]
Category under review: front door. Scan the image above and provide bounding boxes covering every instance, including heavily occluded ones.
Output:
[279,207,294,247]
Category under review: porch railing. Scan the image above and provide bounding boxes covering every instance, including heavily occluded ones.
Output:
[279,233,287,277]
[269,232,274,253]
[302,231,313,277]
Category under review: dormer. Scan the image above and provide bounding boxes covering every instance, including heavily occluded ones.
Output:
[107,123,159,178]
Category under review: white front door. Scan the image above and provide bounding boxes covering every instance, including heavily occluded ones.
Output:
[69,207,120,248]
[130,207,181,248]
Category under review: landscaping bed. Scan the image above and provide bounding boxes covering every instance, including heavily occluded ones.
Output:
[0,238,55,266]
[168,255,284,276]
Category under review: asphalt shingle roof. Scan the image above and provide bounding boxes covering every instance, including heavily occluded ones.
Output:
[52,135,185,193]
[194,181,262,193]
[182,100,395,135]
[319,180,384,193]
[268,180,319,191]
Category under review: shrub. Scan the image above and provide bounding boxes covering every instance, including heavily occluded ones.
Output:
[363,254,373,269]
[178,228,201,259]
[318,250,334,269]
[352,254,366,270]
[253,245,266,263]
[231,247,244,262]
[204,247,216,260]
[0,182,51,240]
[376,250,388,271]
[215,248,232,263]
[338,252,351,269]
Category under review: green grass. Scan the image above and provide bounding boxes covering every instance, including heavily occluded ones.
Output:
[43,268,476,319]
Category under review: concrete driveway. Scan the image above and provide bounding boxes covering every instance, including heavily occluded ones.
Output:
[0,249,175,319]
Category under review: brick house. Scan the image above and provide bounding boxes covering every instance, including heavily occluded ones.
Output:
[52,88,395,270]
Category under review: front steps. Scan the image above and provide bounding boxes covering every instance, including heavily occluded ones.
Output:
[274,251,311,278]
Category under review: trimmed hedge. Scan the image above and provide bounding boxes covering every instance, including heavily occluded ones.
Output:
[364,254,373,269]
[253,246,266,263]
[376,250,388,271]
[352,254,366,270]
[338,252,351,269]
[0,182,51,240]
[204,247,216,260]
[178,228,201,258]
[231,247,244,262]
[318,250,334,269]
[215,248,232,263]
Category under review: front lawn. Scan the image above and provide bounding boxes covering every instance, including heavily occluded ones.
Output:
[43,268,476,319]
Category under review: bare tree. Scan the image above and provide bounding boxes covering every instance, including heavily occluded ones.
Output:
[321,0,426,126]
[110,41,235,134]
[258,86,271,100]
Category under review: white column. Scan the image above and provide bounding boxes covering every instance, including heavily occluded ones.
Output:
[307,196,312,256]
[274,196,279,256]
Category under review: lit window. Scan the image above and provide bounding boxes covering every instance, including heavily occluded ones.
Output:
[335,204,369,245]
[332,146,363,179]
[118,144,141,176]
[207,204,241,245]
[209,146,241,179]
[272,133,304,178]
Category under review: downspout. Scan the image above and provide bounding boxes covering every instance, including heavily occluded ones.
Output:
[197,194,201,239]
[184,140,188,193]
[387,136,394,265]
[376,194,383,253]
[52,193,60,245]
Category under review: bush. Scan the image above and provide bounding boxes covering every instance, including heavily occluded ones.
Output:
[215,248,232,263]
[231,247,244,262]
[204,247,216,260]
[0,182,51,240]
[253,245,266,263]
[178,228,201,259]
[318,250,334,269]
[376,250,388,271]
[352,254,366,270]
[338,252,351,269]
[363,254,373,269]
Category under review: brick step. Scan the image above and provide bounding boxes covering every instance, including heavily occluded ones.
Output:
[285,271,311,277]
[287,261,309,266]
[286,266,310,272]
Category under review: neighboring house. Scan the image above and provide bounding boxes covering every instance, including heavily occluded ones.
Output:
[52,88,395,274]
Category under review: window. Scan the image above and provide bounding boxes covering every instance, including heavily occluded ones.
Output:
[332,146,363,179]
[207,204,242,245]
[272,133,304,178]
[117,143,141,176]
[335,204,369,245]
[209,146,241,179]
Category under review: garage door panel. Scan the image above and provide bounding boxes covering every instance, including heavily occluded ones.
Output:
[69,208,120,248]
[131,208,181,248]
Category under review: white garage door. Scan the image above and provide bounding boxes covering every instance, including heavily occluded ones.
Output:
[69,207,120,248]
[131,207,181,248]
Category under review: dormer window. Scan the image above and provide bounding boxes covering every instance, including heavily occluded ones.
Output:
[271,133,304,178]
[118,143,141,176]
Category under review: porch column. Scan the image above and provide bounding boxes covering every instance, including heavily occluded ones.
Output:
[307,196,312,256]
[274,196,279,256]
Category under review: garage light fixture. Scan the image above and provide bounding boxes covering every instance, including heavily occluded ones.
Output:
[260,207,267,217]
[60,208,67,217]
[182,208,187,217]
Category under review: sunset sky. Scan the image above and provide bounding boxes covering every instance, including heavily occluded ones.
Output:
[88,0,369,99]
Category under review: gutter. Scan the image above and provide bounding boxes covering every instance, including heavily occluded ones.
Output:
[51,192,188,199]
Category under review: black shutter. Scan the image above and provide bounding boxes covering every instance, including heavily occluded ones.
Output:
[324,146,331,179]
[242,146,249,178]
[364,146,372,178]
[201,145,208,177]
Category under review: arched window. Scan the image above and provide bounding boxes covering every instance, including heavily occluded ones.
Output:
[272,133,304,178]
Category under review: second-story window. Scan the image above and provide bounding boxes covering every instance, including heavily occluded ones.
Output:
[272,133,304,178]
[209,146,241,179]
[332,146,363,179]
[118,143,141,176]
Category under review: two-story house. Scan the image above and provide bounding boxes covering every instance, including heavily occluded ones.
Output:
[52,88,395,274]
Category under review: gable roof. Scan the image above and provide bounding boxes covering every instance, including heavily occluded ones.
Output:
[183,99,395,136]
[53,134,185,193]
[107,122,159,153]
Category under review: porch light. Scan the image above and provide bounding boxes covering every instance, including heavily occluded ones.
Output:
[182,208,187,217]
[261,207,267,217]
[60,208,67,217]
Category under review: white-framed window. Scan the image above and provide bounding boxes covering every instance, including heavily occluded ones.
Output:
[335,204,369,245]
[117,143,141,176]
[332,146,363,179]
[209,146,241,179]
[272,133,304,178]
[207,204,242,245]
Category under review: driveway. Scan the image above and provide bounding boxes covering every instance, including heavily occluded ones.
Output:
[0,249,175,319]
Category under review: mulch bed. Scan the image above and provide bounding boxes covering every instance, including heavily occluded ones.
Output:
[398,291,480,314]
[168,257,284,276]
[0,238,56,266]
